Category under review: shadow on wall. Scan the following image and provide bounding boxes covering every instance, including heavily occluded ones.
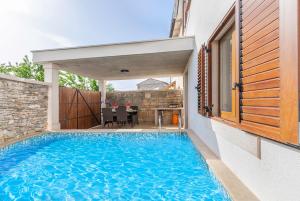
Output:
[190,115,221,157]
[191,114,263,160]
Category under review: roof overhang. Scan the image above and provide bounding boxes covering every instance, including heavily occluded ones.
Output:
[32,37,195,80]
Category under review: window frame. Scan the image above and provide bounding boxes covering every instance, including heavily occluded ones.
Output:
[218,26,237,122]
[203,1,299,145]
[207,4,239,123]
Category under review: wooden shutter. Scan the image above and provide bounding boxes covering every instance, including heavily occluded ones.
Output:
[198,45,206,115]
[204,45,209,113]
[240,0,280,139]
[239,0,298,144]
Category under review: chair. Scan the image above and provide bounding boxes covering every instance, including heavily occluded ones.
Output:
[102,108,114,127]
[131,106,138,110]
[116,106,127,126]
[130,106,139,125]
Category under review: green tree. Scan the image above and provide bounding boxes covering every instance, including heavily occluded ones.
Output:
[89,79,99,91]
[0,55,111,92]
[59,71,79,88]
[0,55,44,81]
[0,63,14,74]
[15,56,44,81]
[59,71,97,91]
[106,83,115,92]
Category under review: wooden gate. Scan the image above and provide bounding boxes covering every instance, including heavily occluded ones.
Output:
[59,87,101,129]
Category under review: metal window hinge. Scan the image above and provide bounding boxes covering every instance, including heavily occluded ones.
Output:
[205,46,211,53]
[204,105,214,113]
[232,82,242,90]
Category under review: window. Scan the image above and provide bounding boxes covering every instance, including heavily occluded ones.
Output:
[219,26,237,121]
[219,28,236,121]
[203,1,299,144]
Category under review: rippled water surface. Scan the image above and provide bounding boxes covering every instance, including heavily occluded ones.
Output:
[0,132,231,201]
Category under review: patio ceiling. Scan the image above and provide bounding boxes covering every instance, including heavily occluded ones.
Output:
[32,37,195,80]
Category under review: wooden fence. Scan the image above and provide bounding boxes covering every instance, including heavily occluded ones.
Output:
[59,87,101,129]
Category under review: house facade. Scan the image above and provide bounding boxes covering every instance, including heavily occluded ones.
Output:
[137,78,169,90]
[171,0,300,200]
[30,0,300,200]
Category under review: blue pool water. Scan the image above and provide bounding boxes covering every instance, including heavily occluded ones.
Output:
[0,132,231,201]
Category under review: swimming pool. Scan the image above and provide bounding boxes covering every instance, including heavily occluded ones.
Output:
[0,132,231,200]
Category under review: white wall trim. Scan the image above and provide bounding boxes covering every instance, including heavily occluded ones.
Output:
[32,37,195,64]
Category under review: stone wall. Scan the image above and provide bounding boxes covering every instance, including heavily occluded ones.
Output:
[106,90,183,124]
[0,75,49,143]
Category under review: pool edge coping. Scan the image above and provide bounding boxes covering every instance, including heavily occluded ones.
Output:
[187,129,259,201]
[0,129,184,149]
[0,132,46,149]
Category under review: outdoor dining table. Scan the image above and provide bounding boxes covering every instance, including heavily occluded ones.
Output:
[111,108,138,126]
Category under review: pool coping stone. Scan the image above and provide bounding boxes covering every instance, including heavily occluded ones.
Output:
[187,129,259,201]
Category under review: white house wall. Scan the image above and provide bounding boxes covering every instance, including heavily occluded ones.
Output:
[184,0,236,46]
[185,0,300,200]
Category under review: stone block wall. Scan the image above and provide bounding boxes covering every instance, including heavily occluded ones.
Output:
[0,75,49,143]
[106,90,183,124]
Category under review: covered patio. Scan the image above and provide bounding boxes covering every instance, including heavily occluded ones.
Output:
[32,37,195,130]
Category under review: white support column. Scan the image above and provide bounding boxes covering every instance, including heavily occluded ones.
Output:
[177,76,184,89]
[44,63,60,130]
[98,80,106,108]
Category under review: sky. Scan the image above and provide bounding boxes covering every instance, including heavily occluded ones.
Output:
[0,0,175,90]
